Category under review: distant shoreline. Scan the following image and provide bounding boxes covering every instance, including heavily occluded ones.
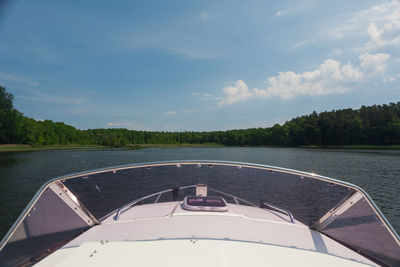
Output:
[0,144,109,152]
[1,143,400,152]
[0,143,224,152]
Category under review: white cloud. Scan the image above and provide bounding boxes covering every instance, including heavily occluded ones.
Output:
[218,53,389,105]
[383,73,400,82]
[190,92,214,98]
[359,53,390,75]
[290,40,312,49]
[106,122,147,130]
[365,22,400,51]
[363,1,400,51]
[275,8,295,17]
[331,1,400,52]
[261,59,362,99]
[165,110,176,116]
[218,80,252,105]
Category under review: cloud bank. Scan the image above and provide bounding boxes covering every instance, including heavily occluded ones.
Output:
[331,1,400,52]
[218,80,252,105]
[218,53,390,105]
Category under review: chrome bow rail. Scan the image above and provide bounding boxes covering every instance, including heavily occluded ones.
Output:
[113,184,294,223]
[260,201,294,223]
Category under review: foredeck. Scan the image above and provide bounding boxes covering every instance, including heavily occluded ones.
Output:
[34,201,377,266]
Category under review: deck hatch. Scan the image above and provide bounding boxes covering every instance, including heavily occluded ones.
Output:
[183,196,228,211]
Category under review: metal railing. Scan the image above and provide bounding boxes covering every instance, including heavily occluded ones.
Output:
[115,185,196,220]
[114,184,294,223]
[260,201,294,223]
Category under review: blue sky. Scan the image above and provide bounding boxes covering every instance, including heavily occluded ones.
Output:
[0,0,399,131]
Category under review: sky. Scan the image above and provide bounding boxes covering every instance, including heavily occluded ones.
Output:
[0,0,399,131]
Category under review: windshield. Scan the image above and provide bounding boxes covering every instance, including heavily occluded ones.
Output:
[0,161,399,266]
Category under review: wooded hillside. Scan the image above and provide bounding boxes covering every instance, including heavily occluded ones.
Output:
[1,86,400,147]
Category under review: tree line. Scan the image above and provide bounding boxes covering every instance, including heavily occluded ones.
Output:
[1,85,400,147]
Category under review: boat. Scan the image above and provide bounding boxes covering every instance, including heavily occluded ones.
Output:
[0,161,399,266]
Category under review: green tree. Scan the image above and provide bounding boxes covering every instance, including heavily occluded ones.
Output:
[0,86,22,144]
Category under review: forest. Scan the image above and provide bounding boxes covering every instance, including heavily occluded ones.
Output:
[1,85,400,147]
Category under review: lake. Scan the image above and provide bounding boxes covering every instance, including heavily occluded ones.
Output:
[0,147,399,239]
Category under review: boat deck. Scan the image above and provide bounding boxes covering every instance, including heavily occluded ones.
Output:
[35,201,377,266]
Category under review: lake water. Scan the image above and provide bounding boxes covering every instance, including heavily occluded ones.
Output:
[0,147,399,239]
